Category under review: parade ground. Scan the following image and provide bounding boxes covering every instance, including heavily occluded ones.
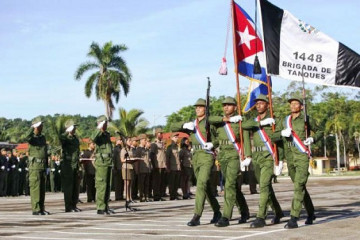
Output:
[0,175,359,240]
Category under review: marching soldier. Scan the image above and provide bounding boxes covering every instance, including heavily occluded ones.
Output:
[60,119,81,212]
[25,117,50,215]
[135,134,152,202]
[171,98,221,226]
[241,94,284,228]
[91,116,114,215]
[280,97,321,228]
[149,128,167,201]
[81,141,96,202]
[209,96,251,227]
[166,133,181,200]
[113,138,124,201]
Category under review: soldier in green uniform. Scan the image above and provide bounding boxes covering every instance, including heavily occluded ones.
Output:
[91,116,114,215]
[209,96,251,227]
[135,134,152,202]
[81,141,96,202]
[60,119,81,212]
[241,94,284,228]
[171,98,221,226]
[280,97,321,228]
[25,117,50,215]
[166,133,182,200]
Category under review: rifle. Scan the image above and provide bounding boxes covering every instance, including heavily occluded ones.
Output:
[205,77,211,142]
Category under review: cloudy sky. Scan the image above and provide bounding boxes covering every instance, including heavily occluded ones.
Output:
[1,0,359,126]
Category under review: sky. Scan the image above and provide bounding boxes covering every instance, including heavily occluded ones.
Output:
[1,0,359,126]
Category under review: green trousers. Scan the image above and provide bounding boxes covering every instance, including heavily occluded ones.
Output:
[218,148,249,219]
[253,151,283,219]
[286,148,314,218]
[192,150,220,216]
[61,165,80,211]
[95,166,112,211]
[29,169,46,212]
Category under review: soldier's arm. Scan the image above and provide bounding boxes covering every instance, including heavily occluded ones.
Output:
[170,121,194,134]
[208,116,224,126]
[243,129,252,157]
[241,118,260,130]
[210,125,219,148]
[25,128,34,143]
[90,129,102,144]
[269,119,282,143]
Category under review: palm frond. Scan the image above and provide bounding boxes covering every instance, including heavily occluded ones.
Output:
[75,62,99,80]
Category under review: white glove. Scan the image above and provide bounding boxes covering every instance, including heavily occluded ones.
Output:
[229,115,242,123]
[66,125,75,132]
[203,142,214,151]
[260,118,275,126]
[18,168,22,172]
[240,157,252,171]
[281,128,292,137]
[97,120,106,129]
[11,165,16,169]
[183,122,195,131]
[58,170,61,173]
[7,168,10,171]
[31,122,42,128]
[1,166,4,170]
[303,137,314,146]
[51,168,56,172]
[46,168,50,175]
[275,161,283,176]
[25,167,29,171]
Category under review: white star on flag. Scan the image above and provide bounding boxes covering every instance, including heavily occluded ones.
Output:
[237,26,256,50]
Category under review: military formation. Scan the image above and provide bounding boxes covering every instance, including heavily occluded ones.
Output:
[0,94,318,230]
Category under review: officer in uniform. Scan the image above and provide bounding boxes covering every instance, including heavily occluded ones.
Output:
[0,148,8,197]
[149,128,167,201]
[171,98,221,226]
[113,138,124,200]
[60,119,81,212]
[166,133,182,200]
[81,141,96,202]
[49,153,57,193]
[179,137,193,199]
[209,96,251,227]
[9,149,20,196]
[25,117,50,215]
[91,115,114,215]
[241,94,284,228]
[18,152,27,195]
[280,97,321,228]
[135,134,152,202]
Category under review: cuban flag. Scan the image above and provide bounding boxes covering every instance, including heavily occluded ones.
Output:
[259,0,360,88]
[233,1,270,112]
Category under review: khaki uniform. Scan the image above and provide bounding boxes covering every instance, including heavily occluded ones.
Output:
[135,146,152,201]
[166,141,181,200]
[150,140,167,200]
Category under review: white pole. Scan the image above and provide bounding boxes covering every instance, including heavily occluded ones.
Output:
[336,133,341,175]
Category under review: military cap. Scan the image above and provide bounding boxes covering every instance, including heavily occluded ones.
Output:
[193,98,206,106]
[254,94,269,103]
[155,128,163,134]
[222,96,237,105]
[138,134,147,140]
[1,148,6,152]
[131,136,139,141]
[31,116,43,126]
[288,97,303,104]
[64,119,77,129]
[171,132,179,138]
[97,115,107,122]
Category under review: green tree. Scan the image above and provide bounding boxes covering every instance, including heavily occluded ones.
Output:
[75,41,132,120]
[109,108,149,137]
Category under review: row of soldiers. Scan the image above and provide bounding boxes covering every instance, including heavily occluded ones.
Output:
[169,95,320,229]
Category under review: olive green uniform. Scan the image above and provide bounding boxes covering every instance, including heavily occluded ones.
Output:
[136,146,152,201]
[280,112,321,218]
[91,129,113,211]
[149,140,167,201]
[25,128,48,213]
[209,115,251,220]
[166,141,181,200]
[60,132,80,211]
[242,113,284,220]
[179,146,193,198]
[171,119,220,217]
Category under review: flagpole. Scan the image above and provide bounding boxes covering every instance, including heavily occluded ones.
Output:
[266,76,279,166]
[231,0,245,160]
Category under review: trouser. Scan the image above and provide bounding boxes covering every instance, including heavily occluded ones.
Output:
[113,169,124,200]
[19,172,26,195]
[10,171,19,196]
[95,166,112,210]
[85,173,96,202]
[253,151,283,219]
[132,172,138,199]
[168,170,181,199]
[210,171,220,197]
[192,150,220,216]
[50,172,56,192]
[0,171,8,196]
[152,168,166,200]
[181,167,193,197]
[218,149,249,220]
[29,169,46,212]
[61,166,80,211]
[138,173,150,200]
[287,149,314,218]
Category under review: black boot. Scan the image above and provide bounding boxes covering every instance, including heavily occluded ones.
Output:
[250,217,266,228]
[210,211,222,224]
[284,216,298,229]
[305,214,316,225]
[187,214,200,226]
[215,217,229,227]
[238,212,250,224]
[271,215,283,224]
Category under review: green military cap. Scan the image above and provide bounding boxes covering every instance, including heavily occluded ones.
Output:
[254,94,269,103]
[97,115,107,122]
[64,119,77,129]
[31,116,43,126]
[288,97,303,105]
[222,96,237,105]
[194,98,206,106]
[155,128,163,134]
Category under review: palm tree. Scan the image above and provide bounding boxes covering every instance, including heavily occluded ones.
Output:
[75,41,132,120]
[109,108,149,137]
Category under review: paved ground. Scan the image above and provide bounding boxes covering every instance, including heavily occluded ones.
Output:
[0,176,359,240]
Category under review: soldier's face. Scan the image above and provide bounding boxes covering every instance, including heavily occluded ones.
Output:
[255,101,268,114]
[195,106,205,117]
[289,101,303,113]
[157,132,163,140]
[223,104,236,116]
